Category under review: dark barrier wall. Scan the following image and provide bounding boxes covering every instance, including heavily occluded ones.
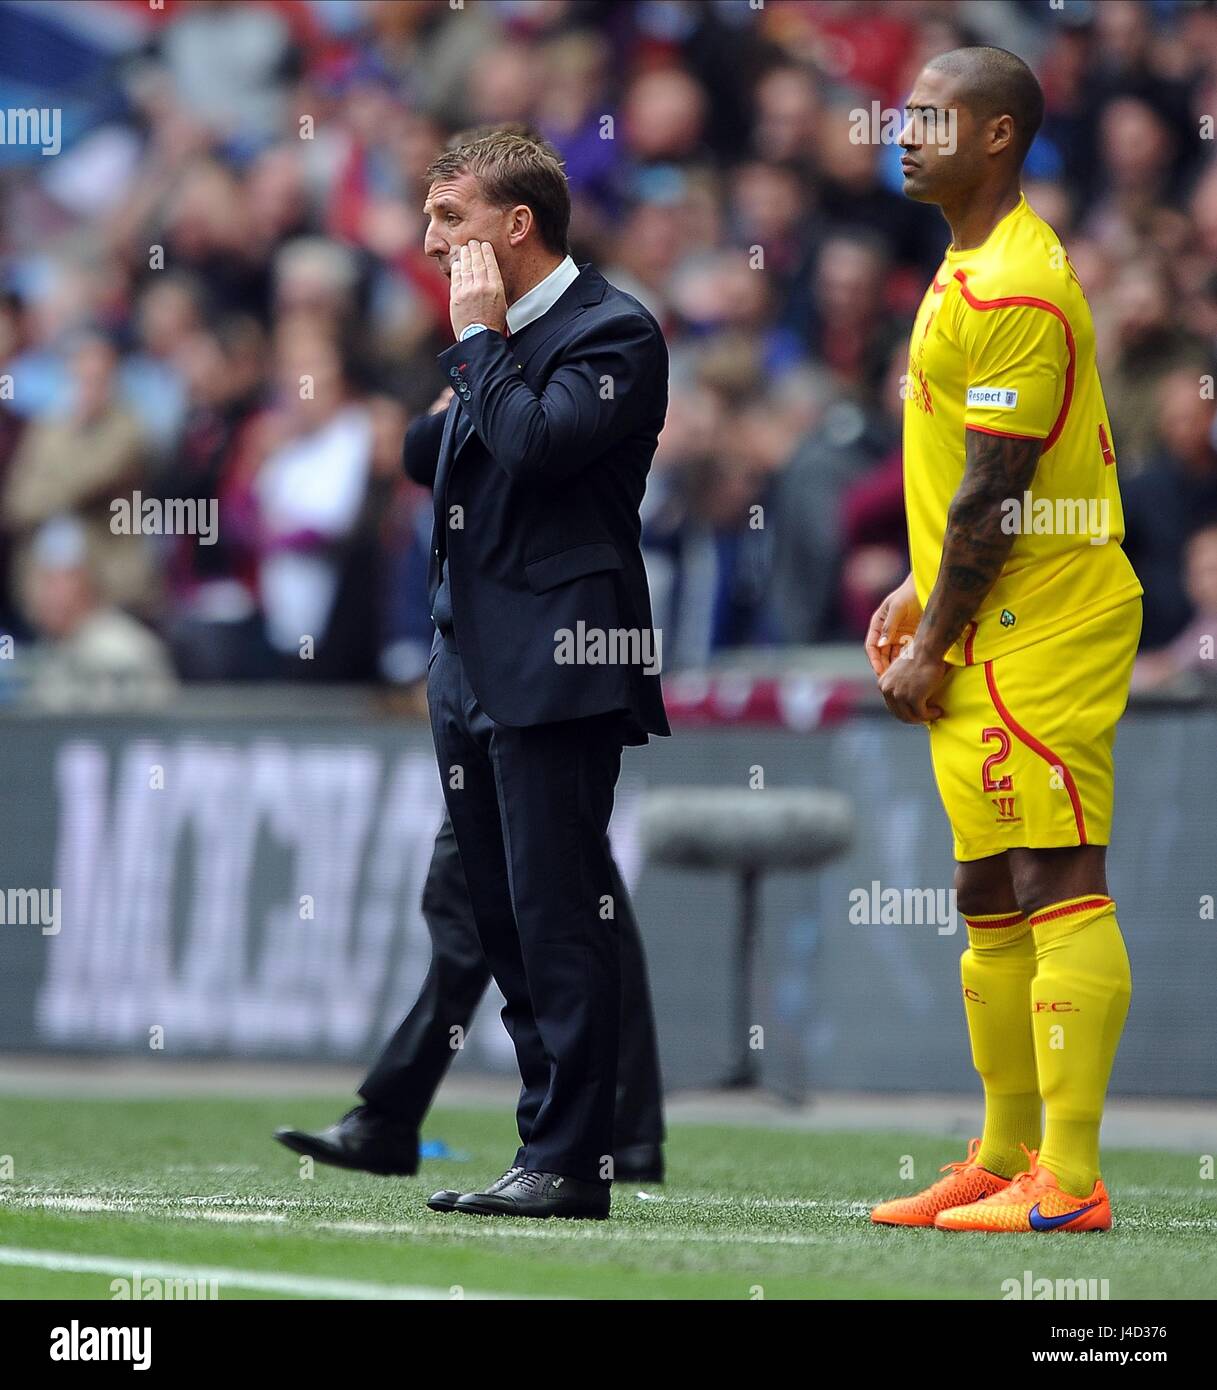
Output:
[0,708,1213,1097]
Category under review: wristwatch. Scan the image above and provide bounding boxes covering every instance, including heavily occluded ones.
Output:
[459,324,490,341]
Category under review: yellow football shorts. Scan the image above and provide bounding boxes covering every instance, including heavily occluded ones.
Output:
[927,598,1142,862]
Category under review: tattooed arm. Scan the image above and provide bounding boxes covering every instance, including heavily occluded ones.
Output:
[878,429,1042,724]
[917,429,1043,660]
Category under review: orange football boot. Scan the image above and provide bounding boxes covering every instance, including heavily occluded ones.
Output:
[934,1147,1112,1233]
[870,1137,1011,1227]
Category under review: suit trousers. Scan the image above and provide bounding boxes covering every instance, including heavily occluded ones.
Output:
[421,641,626,1183]
[357,810,665,1156]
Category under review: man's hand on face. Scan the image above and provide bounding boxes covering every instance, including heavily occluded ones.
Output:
[450,240,508,340]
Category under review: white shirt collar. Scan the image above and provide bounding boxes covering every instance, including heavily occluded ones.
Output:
[506,255,579,335]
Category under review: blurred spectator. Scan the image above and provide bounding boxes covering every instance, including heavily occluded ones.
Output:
[813,100,946,284]
[728,160,811,286]
[378,390,436,692]
[119,274,204,459]
[24,518,177,713]
[761,0,918,109]
[801,233,905,403]
[245,143,315,262]
[248,327,373,677]
[623,68,710,168]
[3,331,155,623]
[771,343,903,644]
[158,315,271,680]
[837,347,910,636]
[535,30,618,228]
[1134,525,1217,691]
[751,63,823,170]
[156,0,300,155]
[466,43,542,130]
[1123,369,1217,649]
[272,236,362,329]
[0,292,29,629]
[156,159,273,320]
[1097,259,1211,474]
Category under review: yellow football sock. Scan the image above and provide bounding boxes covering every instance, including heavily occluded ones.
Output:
[1030,896,1131,1197]
[961,911,1042,1179]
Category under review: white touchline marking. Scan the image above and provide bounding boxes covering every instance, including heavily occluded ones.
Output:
[178,1211,289,1224]
[10,1202,841,1246]
[3,1186,870,1215]
[2,1192,303,1213]
[1,1190,862,1248]
[1123,1185,1217,1200]
[665,1194,871,1213]
[24,1197,129,1214]
[5,1196,287,1223]
[176,1195,300,1206]
[0,1247,527,1301]
[13,1188,1211,1246]
[314,1218,853,1248]
[164,1165,261,1174]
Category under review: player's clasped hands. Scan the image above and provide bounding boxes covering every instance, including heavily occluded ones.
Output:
[866,573,947,725]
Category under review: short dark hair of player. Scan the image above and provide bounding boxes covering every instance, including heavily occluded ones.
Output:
[926,46,1045,163]
[426,125,571,257]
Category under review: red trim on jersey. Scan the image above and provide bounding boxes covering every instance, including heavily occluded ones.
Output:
[1029,896,1113,927]
[932,274,950,294]
[966,424,1046,442]
[963,620,978,666]
[1099,422,1116,466]
[952,270,1076,453]
[983,659,1088,845]
[964,911,1026,930]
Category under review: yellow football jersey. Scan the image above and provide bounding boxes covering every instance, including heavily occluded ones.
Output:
[903,193,1142,665]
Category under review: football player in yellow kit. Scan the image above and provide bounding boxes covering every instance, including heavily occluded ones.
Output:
[866,47,1143,1234]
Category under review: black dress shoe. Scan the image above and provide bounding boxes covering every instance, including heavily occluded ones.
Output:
[274,1105,418,1176]
[453,1169,610,1220]
[428,1165,522,1213]
[614,1144,665,1184]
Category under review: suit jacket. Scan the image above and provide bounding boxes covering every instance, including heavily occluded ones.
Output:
[403,264,670,741]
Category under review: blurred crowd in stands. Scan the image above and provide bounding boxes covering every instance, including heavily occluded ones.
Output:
[2,0,1216,707]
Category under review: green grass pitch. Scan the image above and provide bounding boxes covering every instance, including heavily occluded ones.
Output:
[0,1096,1212,1299]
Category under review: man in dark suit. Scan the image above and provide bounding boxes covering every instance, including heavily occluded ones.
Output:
[404,127,669,1219]
[274,810,666,1183]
